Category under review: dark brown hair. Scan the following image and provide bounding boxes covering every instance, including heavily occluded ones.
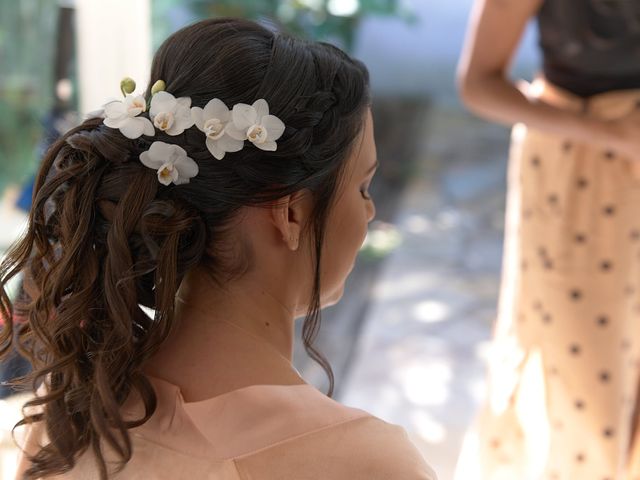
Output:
[0,18,369,478]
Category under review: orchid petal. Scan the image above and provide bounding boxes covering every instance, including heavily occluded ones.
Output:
[168,143,189,161]
[165,124,183,136]
[104,101,127,119]
[203,98,230,122]
[217,134,244,153]
[158,174,173,186]
[103,116,126,128]
[149,91,177,117]
[191,107,205,131]
[176,97,191,109]
[141,117,155,136]
[139,150,165,170]
[157,164,179,186]
[205,138,226,160]
[232,103,257,130]
[253,99,269,119]
[254,140,278,151]
[174,155,199,179]
[173,176,191,185]
[165,114,193,136]
[224,122,248,141]
[262,115,285,141]
[150,141,176,160]
[119,118,146,139]
[126,95,147,114]
[170,107,195,134]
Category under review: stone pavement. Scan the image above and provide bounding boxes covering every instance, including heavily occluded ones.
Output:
[337,107,512,480]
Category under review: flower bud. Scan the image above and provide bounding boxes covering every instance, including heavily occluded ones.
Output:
[120,77,136,96]
[151,79,166,95]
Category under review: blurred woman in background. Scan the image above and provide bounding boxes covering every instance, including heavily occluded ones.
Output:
[456,0,640,478]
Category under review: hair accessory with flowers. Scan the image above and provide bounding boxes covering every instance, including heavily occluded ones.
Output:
[102,78,155,139]
[225,99,285,152]
[149,90,194,136]
[100,77,286,184]
[191,98,244,160]
[139,141,199,186]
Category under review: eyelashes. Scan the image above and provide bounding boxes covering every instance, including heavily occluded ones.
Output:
[361,169,376,200]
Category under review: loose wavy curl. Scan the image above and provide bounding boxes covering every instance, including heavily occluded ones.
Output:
[0,18,370,479]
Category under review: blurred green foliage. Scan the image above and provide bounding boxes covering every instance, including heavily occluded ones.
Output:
[153,0,413,51]
[0,0,58,192]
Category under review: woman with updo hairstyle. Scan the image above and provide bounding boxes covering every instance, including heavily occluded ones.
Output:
[1,18,436,480]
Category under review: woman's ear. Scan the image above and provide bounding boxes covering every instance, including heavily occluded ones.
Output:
[270,189,313,251]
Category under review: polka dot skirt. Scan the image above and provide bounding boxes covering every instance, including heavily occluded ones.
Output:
[455,80,640,480]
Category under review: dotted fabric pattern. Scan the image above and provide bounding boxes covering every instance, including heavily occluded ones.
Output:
[457,80,640,480]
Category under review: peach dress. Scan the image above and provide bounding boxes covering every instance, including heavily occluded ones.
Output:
[455,79,640,480]
[16,375,437,479]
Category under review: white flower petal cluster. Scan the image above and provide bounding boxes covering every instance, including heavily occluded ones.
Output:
[226,99,285,151]
[191,99,244,160]
[149,91,194,135]
[139,141,199,186]
[101,78,286,186]
[103,94,155,139]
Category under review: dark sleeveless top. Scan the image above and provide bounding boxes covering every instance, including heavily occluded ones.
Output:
[537,0,640,97]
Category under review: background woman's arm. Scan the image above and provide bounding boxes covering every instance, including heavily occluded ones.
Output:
[457,0,636,152]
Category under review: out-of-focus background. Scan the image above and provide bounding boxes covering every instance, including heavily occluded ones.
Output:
[0,0,539,478]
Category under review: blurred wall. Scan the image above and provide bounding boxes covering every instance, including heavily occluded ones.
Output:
[353,0,540,105]
[76,0,152,114]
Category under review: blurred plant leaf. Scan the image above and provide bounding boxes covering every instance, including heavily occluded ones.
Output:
[158,0,413,51]
[0,0,58,191]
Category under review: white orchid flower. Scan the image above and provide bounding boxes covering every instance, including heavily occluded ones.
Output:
[139,141,199,186]
[191,98,244,160]
[103,94,155,139]
[226,99,285,152]
[149,91,194,136]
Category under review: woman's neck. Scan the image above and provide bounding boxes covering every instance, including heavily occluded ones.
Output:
[144,267,306,402]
